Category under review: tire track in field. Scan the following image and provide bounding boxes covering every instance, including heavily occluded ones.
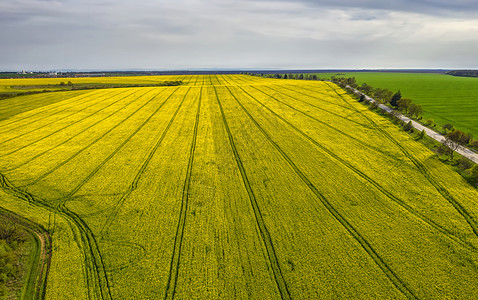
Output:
[163,87,202,300]
[0,91,90,114]
[273,83,355,112]
[265,84,370,128]
[327,82,478,239]
[0,89,143,157]
[0,89,128,146]
[223,85,418,300]
[0,89,107,129]
[234,85,477,252]
[99,87,195,236]
[245,85,392,159]
[22,87,180,188]
[58,206,113,300]
[193,75,200,86]
[285,82,341,99]
[48,87,184,300]
[0,173,108,300]
[3,89,168,172]
[0,92,73,115]
[213,86,292,300]
[218,74,232,85]
[57,87,188,205]
[0,89,117,135]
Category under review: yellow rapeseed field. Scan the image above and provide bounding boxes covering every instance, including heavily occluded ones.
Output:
[1,75,478,299]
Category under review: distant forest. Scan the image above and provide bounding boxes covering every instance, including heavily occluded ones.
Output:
[446,70,478,78]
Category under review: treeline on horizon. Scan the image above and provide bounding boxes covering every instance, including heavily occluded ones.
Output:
[446,70,478,78]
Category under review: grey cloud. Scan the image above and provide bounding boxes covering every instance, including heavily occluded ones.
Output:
[254,0,478,17]
[1,0,478,70]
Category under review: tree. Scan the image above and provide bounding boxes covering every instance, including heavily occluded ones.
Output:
[397,98,412,113]
[419,129,426,139]
[390,90,401,107]
[443,123,454,132]
[408,103,423,118]
[403,120,413,131]
[446,129,471,145]
[443,129,469,158]
[298,74,304,80]
[471,165,478,185]
[283,74,288,79]
[425,119,435,127]
[359,83,373,94]
[373,88,393,103]
[359,94,366,102]
[347,77,358,88]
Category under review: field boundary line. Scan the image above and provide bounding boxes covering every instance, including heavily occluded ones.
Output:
[213,86,291,300]
[344,85,478,163]
[225,85,418,299]
[0,205,52,300]
[163,87,202,300]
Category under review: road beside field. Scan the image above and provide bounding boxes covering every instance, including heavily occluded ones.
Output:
[346,85,478,164]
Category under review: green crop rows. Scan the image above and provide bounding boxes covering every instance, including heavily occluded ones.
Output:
[319,72,478,137]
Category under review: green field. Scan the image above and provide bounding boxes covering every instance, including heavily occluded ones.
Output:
[317,72,478,137]
[1,75,478,299]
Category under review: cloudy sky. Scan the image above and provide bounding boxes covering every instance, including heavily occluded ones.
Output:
[1,0,478,71]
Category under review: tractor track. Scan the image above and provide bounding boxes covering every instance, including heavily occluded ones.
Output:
[1,89,145,157]
[57,87,188,205]
[223,85,418,299]
[233,84,477,252]
[0,89,109,130]
[231,82,391,159]
[0,89,118,136]
[22,87,180,188]
[265,84,370,128]
[163,87,202,300]
[213,85,292,300]
[0,173,108,299]
[99,87,193,236]
[3,89,168,172]
[327,82,478,239]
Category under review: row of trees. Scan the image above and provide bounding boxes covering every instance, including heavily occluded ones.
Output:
[332,77,425,119]
[243,72,321,81]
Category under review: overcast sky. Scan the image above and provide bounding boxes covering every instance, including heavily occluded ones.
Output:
[1,0,478,71]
